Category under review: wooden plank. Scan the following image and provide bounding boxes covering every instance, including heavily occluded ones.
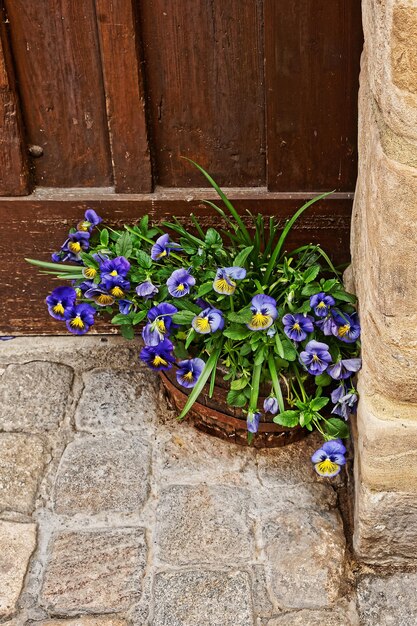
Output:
[264,0,363,191]
[140,0,265,187]
[4,0,112,187]
[0,189,353,335]
[95,0,152,193]
[0,7,29,195]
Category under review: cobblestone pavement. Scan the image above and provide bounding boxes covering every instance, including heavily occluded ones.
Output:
[0,337,416,626]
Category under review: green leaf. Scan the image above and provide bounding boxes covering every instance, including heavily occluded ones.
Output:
[300,411,314,427]
[178,345,223,419]
[205,228,222,247]
[303,265,321,283]
[25,258,82,273]
[79,252,99,269]
[322,278,340,292]
[310,397,330,411]
[315,373,332,387]
[254,346,266,366]
[111,313,132,325]
[301,282,321,296]
[281,339,297,362]
[324,418,350,439]
[100,228,109,247]
[223,324,252,340]
[120,324,135,340]
[174,341,189,360]
[331,290,357,304]
[180,238,197,255]
[227,389,248,407]
[196,281,214,297]
[227,309,252,324]
[297,300,313,313]
[172,310,196,325]
[230,377,248,391]
[273,410,299,427]
[116,231,133,258]
[136,250,152,269]
[185,329,196,349]
[233,246,254,267]
[274,333,285,359]
[175,299,201,314]
[139,215,149,233]
[132,310,147,325]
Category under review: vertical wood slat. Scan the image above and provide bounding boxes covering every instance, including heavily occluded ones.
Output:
[264,0,363,192]
[4,0,112,187]
[0,8,29,196]
[140,0,265,188]
[95,0,152,193]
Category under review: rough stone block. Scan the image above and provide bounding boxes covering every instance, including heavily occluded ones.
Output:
[155,484,254,565]
[75,369,158,432]
[263,509,346,609]
[0,362,73,432]
[358,572,417,625]
[267,602,359,626]
[391,4,417,94]
[53,434,150,515]
[153,570,254,626]
[41,529,146,613]
[0,521,37,618]
[38,619,127,626]
[0,433,47,514]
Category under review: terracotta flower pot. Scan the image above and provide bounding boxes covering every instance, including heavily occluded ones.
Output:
[159,366,309,449]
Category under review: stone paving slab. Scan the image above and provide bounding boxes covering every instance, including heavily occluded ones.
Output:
[357,572,417,625]
[37,619,128,626]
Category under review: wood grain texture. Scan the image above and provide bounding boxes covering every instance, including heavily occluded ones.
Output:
[265,0,363,191]
[0,8,29,196]
[0,189,352,335]
[4,0,112,187]
[95,0,153,193]
[139,0,265,187]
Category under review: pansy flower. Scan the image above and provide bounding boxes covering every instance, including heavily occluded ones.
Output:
[264,397,278,415]
[327,358,362,380]
[140,338,176,371]
[331,312,361,343]
[282,313,314,342]
[64,303,96,335]
[213,266,246,295]
[142,303,178,346]
[136,281,159,299]
[82,266,98,280]
[103,275,130,299]
[331,385,358,419]
[46,286,77,321]
[299,340,332,375]
[61,231,90,261]
[247,411,261,434]
[176,358,205,388]
[192,307,224,334]
[315,315,335,336]
[167,268,195,298]
[119,299,136,315]
[247,294,277,331]
[84,286,115,307]
[77,209,102,232]
[151,234,182,261]
[310,292,335,318]
[311,439,346,477]
[100,256,130,280]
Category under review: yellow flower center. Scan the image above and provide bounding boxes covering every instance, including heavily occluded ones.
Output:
[68,242,81,253]
[315,459,339,475]
[84,267,97,279]
[194,316,211,332]
[110,270,118,276]
[153,355,167,367]
[110,286,124,298]
[182,371,194,382]
[70,316,84,329]
[292,322,301,331]
[157,249,167,259]
[176,283,185,292]
[338,324,351,337]
[53,302,65,315]
[317,301,326,309]
[156,319,166,333]
[97,294,114,305]
[250,312,271,329]
[213,278,236,295]
[312,354,320,362]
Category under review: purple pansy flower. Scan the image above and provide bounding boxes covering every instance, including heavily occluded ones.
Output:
[331,385,358,419]
[142,303,178,346]
[176,358,205,388]
[247,294,277,331]
[282,313,314,342]
[331,312,361,343]
[100,256,130,279]
[136,281,159,299]
[151,234,181,261]
[64,303,96,335]
[77,209,102,232]
[316,315,335,336]
[311,439,347,477]
[167,268,195,298]
[46,286,77,321]
[327,358,362,380]
[84,286,115,307]
[264,397,279,415]
[213,266,246,295]
[103,275,130,299]
[310,292,335,318]
[61,231,91,261]
[139,338,176,371]
[192,307,224,334]
[299,340,332,375]
[247,411,261,434]
[118,299,136,315]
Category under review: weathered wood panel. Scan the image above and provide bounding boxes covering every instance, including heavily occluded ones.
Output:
[0,190,352,335]
[139,0,265,187]
[0,8,29,195]
[265,0,363,191]
[95,0,153,193]
[4,0,112,187]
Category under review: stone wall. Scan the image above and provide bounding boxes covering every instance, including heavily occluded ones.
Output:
[351,0,417,563]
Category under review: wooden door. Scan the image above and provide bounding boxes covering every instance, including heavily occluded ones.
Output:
[0,0,363,334]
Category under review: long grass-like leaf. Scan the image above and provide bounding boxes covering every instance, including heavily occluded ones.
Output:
[264,191,333,283]
[177,344,223,420]
[25,258,82,272]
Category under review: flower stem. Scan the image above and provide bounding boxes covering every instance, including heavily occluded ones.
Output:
[267,355,285,413]
[249,361,262,413]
